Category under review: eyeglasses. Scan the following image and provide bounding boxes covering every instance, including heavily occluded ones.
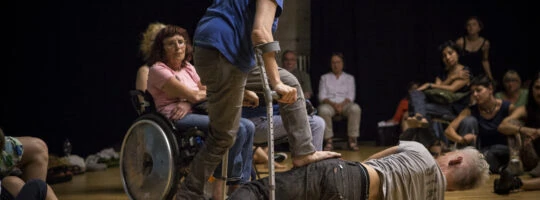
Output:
[164,39,186,48]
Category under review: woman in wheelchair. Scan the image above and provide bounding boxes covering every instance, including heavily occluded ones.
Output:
[145,25,256,198]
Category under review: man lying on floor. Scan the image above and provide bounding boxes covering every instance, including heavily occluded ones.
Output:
[228,139,489,200]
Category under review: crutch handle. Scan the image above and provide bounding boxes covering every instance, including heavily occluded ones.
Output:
[270,91,281,100]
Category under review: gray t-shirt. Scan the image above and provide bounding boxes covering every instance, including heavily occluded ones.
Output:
[364,141,446,200]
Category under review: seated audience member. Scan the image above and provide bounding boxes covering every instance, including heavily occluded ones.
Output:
[495,69,528,107]
[410,40,471,122]
[385,81,419,132]
[494,72,540,194]
[445,75,516,173]
[1,128,58,200]
[136,22,167,92]
[281,50,313,100]
[318,52,362,151]
[228,140,490,200]
[145,25,254,199]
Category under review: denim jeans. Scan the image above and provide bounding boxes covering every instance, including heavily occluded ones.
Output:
[176,113,254,184]
[456,116,509,173]
[409,90,454,119]
[228,158,369,200]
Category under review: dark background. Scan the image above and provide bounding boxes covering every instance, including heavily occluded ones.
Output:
[2,0,532,157]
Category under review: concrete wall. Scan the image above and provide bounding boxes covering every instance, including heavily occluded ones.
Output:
[275,0,311,56]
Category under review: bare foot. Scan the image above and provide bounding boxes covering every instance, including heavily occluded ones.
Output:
[404,115,428,128]
[292,151,341,167]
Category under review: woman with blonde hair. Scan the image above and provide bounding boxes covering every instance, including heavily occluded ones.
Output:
[135,22,167,92]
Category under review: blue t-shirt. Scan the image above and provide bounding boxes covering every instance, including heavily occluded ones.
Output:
[193,0,283,73]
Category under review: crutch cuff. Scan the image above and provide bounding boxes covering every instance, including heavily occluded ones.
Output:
[254,41,280,54]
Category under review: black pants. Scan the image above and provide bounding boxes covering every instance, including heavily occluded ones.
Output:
[1,179,47,200]
[228,158,369,200]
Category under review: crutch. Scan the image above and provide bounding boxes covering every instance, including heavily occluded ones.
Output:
[220,149,228,199]
[254,41,281,200]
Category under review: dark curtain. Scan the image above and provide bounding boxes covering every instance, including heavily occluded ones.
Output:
[311,0,531,140]
[3,0,211,157]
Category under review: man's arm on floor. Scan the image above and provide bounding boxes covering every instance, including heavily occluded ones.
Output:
[364,146,399,161]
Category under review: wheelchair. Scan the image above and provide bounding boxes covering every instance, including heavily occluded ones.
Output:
[120,90,205,200]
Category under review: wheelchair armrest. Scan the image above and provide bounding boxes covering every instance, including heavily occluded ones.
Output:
[129,89,155,115]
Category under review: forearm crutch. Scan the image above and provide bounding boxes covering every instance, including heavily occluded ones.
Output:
[254,41,281,200]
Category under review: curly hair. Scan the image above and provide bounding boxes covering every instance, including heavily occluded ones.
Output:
[147,25,193,69]
[139,22,166,64]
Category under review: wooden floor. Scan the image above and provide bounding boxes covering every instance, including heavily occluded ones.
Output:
[51,142,540,200]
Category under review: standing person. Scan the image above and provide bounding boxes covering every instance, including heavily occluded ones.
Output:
[456,16,493,80]
[318,52,362,151]
[178,0,341,199]
[495,69,529,107]
[494,72,540,194]
[281,50,313,100]
[145,25,257,199]
[228,140,490,200]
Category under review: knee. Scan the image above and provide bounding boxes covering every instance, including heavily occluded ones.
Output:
[238,119,255,139]
[349,104,361,115]
[317,104,333,116]
[460,116,478,127]
[278,69,300,88]
[27,137,49,163]
[311,116,325,131]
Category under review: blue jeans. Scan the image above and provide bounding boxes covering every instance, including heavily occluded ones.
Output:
[409,90,454,119]
[175,113,254,185]
[456,116,509,173]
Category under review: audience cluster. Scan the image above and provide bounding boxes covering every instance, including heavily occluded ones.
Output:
[1,12,538,200]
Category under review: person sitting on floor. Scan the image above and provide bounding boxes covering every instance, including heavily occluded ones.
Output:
[1,127,58,200]
[495,69,528,107]
[445,75,517,173]
[228,140,490,200]
[493,71,540,194]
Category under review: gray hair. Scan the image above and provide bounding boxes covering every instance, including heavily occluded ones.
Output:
[451,147,490,190]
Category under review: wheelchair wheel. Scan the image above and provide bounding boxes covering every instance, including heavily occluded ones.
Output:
[120,113,181,200]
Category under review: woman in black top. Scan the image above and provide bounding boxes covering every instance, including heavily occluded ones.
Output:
[455,16,493,80]
[445,75,516,173]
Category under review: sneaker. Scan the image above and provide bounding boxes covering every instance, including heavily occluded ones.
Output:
[274,152,288,163]
[506,158,524,176]
[493,167,523,195]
